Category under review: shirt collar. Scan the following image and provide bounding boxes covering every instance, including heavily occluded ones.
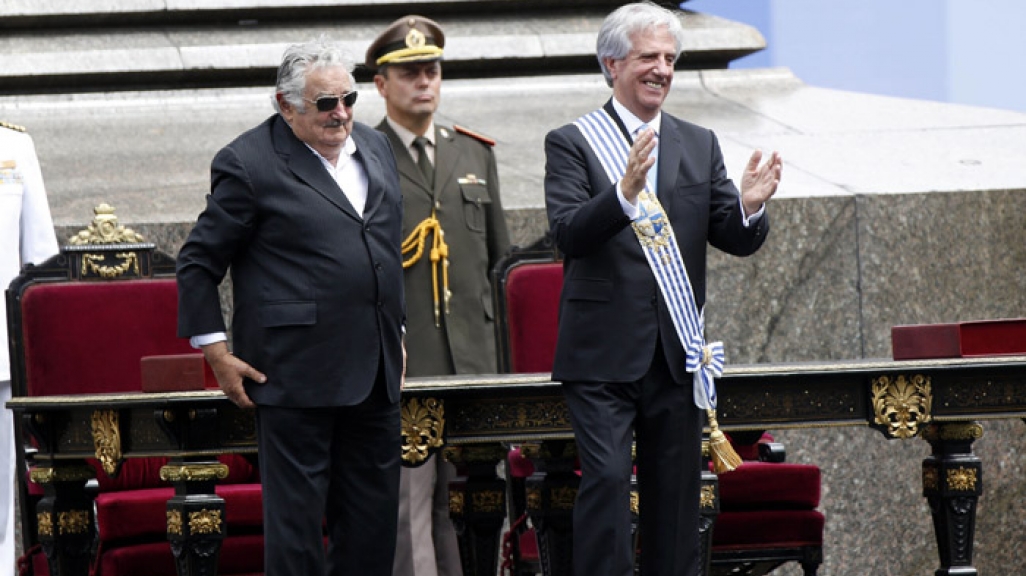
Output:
[385,116,436,151]
[304,135,358,171]
[611,97,662,139]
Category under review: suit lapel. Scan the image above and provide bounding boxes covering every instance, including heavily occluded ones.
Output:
[376,119,433,199]
[275,118,362,221]
[355,127,385,218]
[656,117,682,206]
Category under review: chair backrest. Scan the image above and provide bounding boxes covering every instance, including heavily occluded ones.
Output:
[17,279,192,396]
[492,236,563,374]
[7,204,190,397]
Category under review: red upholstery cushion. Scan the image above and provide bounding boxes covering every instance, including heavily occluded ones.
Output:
[717,462,820,510]
[505,262,562,373]
[95,483,263,542]
[713,509,824,548]
[95,534,266,576]
[19,279,195,396]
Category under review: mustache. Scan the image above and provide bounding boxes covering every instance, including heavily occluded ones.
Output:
[324,120,345,128]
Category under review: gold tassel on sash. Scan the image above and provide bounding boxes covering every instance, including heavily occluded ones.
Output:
[706,409,742,474]
[401,210,450,327]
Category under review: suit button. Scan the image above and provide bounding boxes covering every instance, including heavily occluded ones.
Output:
[375,262,383,272]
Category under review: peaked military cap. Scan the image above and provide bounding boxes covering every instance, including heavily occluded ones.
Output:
[365,15,445,70]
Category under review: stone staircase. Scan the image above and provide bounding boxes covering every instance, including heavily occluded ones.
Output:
[0,0,763,95]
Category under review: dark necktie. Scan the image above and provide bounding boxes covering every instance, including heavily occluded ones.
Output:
[412,136,434,186]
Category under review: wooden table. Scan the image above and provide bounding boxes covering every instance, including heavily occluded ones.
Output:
[10,356,1026,576]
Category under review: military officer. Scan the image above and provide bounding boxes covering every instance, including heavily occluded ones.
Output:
[1,120,59,571]
[367,15,510,576]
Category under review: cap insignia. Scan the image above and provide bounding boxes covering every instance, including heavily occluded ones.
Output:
[406,28,426,50]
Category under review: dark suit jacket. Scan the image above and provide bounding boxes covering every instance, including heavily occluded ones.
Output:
[377,120,509,376]
[177,114,406,407]
[544,100,769,385]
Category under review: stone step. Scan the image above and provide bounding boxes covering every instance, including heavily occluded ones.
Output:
[0,1,764,94]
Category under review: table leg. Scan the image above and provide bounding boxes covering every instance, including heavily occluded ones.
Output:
[161,459,228,576]
[446,445,507,576]
[921,422,984,576]
[30,462,97,576]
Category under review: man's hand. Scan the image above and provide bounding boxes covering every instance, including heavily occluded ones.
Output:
[621,128,657,203]
[740,150,783,216]
[201,341,266,409]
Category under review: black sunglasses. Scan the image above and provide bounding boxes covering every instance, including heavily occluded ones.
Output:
[306,91,358,112]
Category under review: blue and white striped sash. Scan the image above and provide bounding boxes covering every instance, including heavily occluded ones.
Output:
[574,109,723,409]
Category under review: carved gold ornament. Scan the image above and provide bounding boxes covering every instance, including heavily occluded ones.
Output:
[923,466,939,491]
[700,485,717,509]
[59,510,90,534]
[526,487,542,511]
[449,491,465,515]
[80,251,140,278]
[167,510,183,536]
[872,374,933,438]
[69,203,145,245]
[189,509,223,535]
[37,512,53,537]
[91,409,122,476]
[947,467,978,491]
[550,486,577,510]
[401,397,445,465]
[630,491,639,515]
[159,463,229,483]
[472,490,504,513]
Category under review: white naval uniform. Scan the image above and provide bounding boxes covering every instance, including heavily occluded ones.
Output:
[0,123,59,572]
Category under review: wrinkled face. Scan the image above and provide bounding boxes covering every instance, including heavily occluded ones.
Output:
[605,26,677,121]
[374,61,441,124]
[278,65,355,159]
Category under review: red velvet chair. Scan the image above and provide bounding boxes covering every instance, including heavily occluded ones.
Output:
[8,206,265,576]
[492,236,824,576]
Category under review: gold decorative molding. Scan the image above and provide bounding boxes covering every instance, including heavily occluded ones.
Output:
[947,467,978,491]
[159,463,230,483]
[167,510,183,536]
[700,485,717,509]
[923,422,984,442]
[872,374,932,438]
[401,397,445,465]
[91,409,122,476]
[37,512,53,537]
[630,491,639,515]
[449,491,465,516]
[58,510,90,534]
[69,203,145,245]
[29,465,95,485]
[80,251,140,278]
[188,509,223,535]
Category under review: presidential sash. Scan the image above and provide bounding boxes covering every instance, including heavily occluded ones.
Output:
[574,109,741,472]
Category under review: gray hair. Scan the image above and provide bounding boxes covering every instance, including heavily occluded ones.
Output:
[273,37,356,113]
[596,2,686,87]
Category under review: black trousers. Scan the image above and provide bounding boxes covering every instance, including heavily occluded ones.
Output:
[562,343,704,576]
[256,376,400,576]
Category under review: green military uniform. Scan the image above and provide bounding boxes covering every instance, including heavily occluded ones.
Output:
[377,120,510,376]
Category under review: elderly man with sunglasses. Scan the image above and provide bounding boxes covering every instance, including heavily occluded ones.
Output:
[177,37,406,576]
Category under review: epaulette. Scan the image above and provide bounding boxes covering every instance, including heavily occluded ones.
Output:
[0,121,27,133]
[453,124,495,147]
